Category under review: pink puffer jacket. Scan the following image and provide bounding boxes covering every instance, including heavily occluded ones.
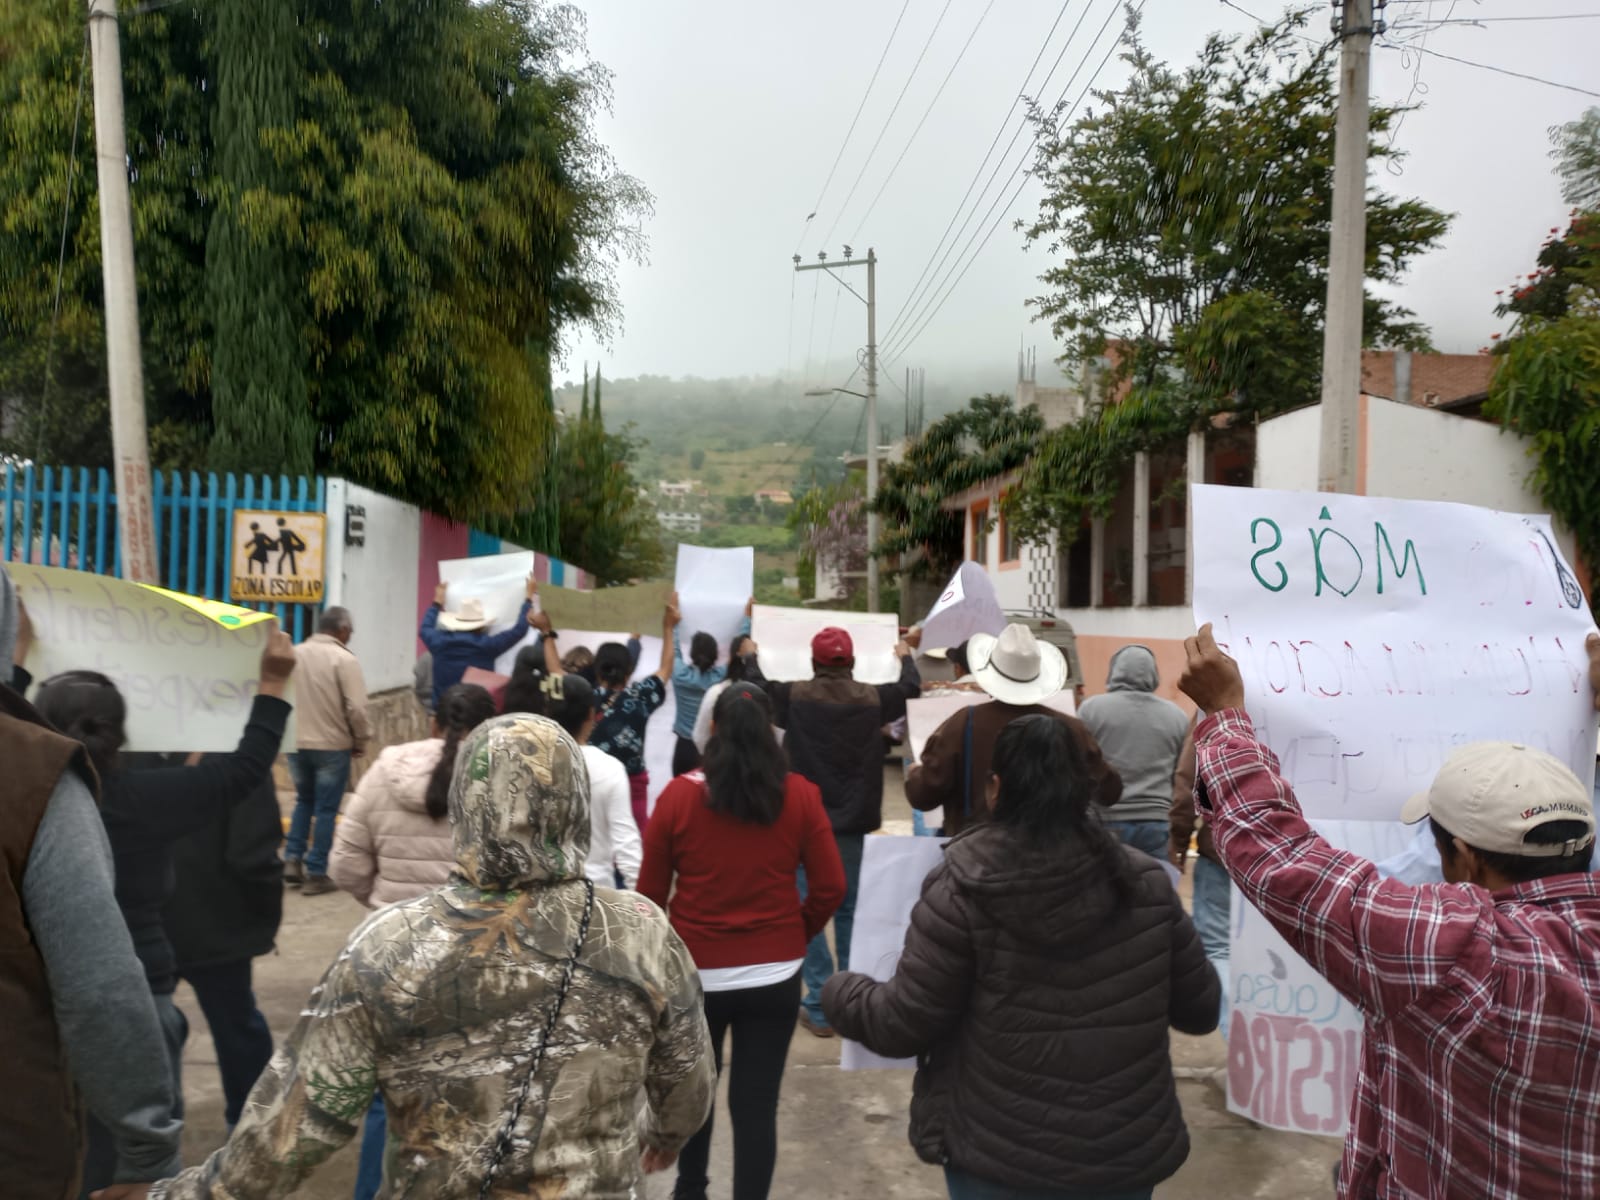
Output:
[328,738,456,908]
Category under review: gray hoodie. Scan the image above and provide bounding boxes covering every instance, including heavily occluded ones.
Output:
[1,565,183,1184]
[1077,646,1190,824]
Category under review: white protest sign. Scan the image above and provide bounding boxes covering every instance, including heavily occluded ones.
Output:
[751,605,900,685]
[1224,818,1412,1134]
[1193,483,1598,1135]
[675,545,753,661]
[10,563,296,752]
[904,688,1076,764]
[919,561,1006,651]
[841,835,949,1070]
[438,551,533,634]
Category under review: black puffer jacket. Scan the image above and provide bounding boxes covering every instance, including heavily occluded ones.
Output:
[822,821,1219,1193]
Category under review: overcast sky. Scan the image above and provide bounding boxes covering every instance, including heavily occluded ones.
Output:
[557,1,1599,390]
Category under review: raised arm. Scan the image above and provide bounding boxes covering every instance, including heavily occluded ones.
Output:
[653,596,680,682]
[1181,625,1491,1023]
[419,583,446,650]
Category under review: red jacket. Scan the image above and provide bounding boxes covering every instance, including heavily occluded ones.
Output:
[640,771,846,970]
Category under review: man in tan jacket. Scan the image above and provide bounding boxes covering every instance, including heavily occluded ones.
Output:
[285,607,371,896]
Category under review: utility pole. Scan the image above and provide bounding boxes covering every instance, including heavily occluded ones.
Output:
[795,247,880,612]
[1316,0,1383,495]
[87,0,158,582]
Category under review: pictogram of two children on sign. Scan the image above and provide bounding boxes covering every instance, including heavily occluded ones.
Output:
[245,518,308,576]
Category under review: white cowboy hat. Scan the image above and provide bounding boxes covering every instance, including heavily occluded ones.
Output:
[438,597,492,632]
[967,623,1068,707]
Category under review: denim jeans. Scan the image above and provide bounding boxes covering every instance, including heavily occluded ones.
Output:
[798,831,864,1026]
[1191,855,1232,1039]
[944,1167,1152,1200]
[181,959,274,1128]
[354,1091,385,1200]
[1106,819,1170,860]
[286,749,351,876]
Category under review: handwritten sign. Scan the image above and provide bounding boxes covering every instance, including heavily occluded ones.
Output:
[10,564,294,752]
[751,605,899,685]
[1193,484,1598,1135]
[919,561,1005,651]
[841,835,949,1070]
[230,510,325,603]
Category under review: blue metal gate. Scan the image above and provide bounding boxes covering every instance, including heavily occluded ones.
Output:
[2,463,327,642]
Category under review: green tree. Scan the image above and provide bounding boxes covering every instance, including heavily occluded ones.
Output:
[1551,107,1600,211]
[873,395,1044,578]
[544,411,664,585]
[689,448,705,471]
[1011,10,1449,538]
[1485,213,1600,616]
[207,1,311,475]
[0,0,649,529]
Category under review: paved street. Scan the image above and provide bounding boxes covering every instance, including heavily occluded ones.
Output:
[169,772,1342,1198]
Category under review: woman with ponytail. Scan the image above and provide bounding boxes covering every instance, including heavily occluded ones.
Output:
[328,681,496,1200]
[639,683,845,1200]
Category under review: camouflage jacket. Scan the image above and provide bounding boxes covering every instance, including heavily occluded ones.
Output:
[154,715,715,1200]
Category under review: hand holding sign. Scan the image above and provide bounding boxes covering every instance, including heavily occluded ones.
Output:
[259,628,297,699]
[1180,624,1246,713]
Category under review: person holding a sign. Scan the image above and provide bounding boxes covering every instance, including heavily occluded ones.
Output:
[419,575,536,707]
[1181,625,1600,1200]
[545,674,645,893]
[0,568,183,1198]
[35,629,298,1197]
[823,714,1220,1200]
[907,624,1120,837]
[590,597,681,834]
[755,626,922,1038]
[640,683,845,1200]
[668,599,753,776]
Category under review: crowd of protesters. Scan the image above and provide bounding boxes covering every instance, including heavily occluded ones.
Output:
[6,557,1600,1200]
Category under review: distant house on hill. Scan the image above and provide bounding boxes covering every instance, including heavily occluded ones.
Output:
[754,489,794,505]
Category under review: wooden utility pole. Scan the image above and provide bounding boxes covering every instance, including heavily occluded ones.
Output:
[88,0,158,581]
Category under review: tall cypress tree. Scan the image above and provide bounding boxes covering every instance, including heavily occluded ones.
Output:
[580,363,590,421]
[206,2,312,476]
[593,364,603,424]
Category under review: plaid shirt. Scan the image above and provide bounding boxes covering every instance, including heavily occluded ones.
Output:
[1196,709,1600,1199]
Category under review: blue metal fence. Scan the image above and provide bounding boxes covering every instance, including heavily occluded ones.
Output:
[2,462,327,642]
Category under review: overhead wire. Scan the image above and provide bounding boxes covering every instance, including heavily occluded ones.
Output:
[878,0,1090,352]
[792,0,913,256]
[1377,40,1600,99]
[819,0,957,248]
[883,0,1134,367]
[847,0,998,245]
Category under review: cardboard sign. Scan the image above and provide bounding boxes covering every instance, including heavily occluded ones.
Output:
[539,582,671,638]
[919,561,1006,651]
[230,510,326,604]
[751,605,900,685]
[10,563,295,752]
[1192,483,1599,1135]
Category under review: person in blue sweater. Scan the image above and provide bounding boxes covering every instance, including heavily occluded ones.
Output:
[418,575,535,707]
[669,598,753,776]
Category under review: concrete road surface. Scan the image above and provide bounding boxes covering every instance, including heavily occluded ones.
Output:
[169,772,1341,1198]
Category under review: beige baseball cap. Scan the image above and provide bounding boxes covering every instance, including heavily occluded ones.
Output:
[1400,742,1596,858]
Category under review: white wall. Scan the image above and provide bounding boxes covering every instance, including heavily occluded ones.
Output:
[325,480,422,692]
[1255,404,1320,492]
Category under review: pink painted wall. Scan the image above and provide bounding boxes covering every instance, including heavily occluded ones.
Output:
[417,513,471,653]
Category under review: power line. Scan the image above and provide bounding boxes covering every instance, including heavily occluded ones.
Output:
[792,0,913,256]
[818,0,956,248]
[883,1,1136,368]
[878,0,1091,351]
[1378,41,1600,99]
[847,0,998,244]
